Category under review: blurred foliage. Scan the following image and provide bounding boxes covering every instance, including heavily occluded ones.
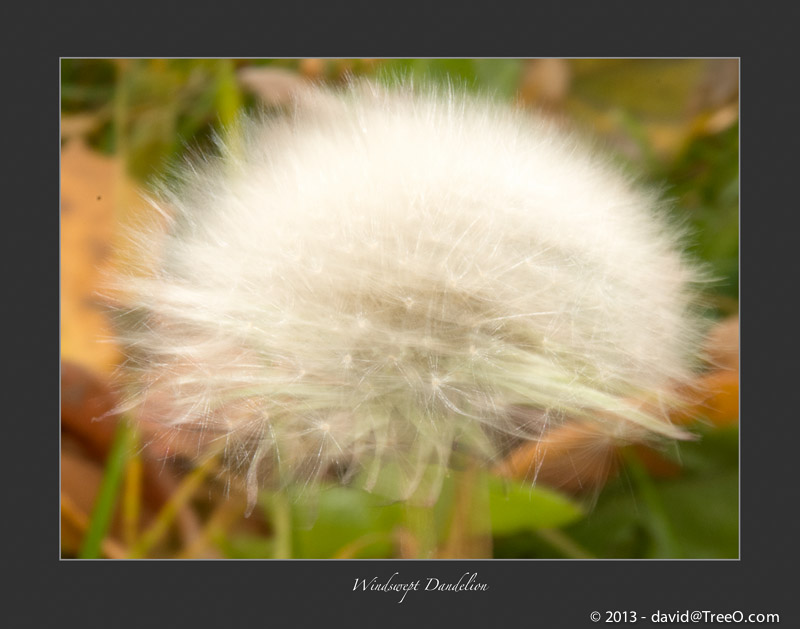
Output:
[663,123,740,301]
[61,59,739,559]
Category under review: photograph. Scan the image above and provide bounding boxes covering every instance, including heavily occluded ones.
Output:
[60,58,739,560]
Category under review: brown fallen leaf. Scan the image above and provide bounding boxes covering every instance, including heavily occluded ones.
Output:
[518,59,572,109]
[498,314,739,488]
[672,369,739,427]
[60,139,122,376]
[61,360,204,555]
[497,421,620,492]
[61,360,119,458]
[703,315,739,371]
[298,58,328,79]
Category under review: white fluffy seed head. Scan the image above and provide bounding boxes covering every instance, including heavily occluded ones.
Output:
[113,79,705,509]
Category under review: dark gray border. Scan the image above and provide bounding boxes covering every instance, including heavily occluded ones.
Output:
[8,0,792,625]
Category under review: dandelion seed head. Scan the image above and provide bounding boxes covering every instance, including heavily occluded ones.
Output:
[113,79,705,508]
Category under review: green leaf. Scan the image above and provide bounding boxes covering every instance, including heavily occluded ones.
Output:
[292,485,403,558]
[564,426,739,558]
[657,471,738,558]
[658,424,739,473]
[217,534,274,559]
[488,477,584,535]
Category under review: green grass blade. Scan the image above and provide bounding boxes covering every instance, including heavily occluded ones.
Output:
[78,419,133,558]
